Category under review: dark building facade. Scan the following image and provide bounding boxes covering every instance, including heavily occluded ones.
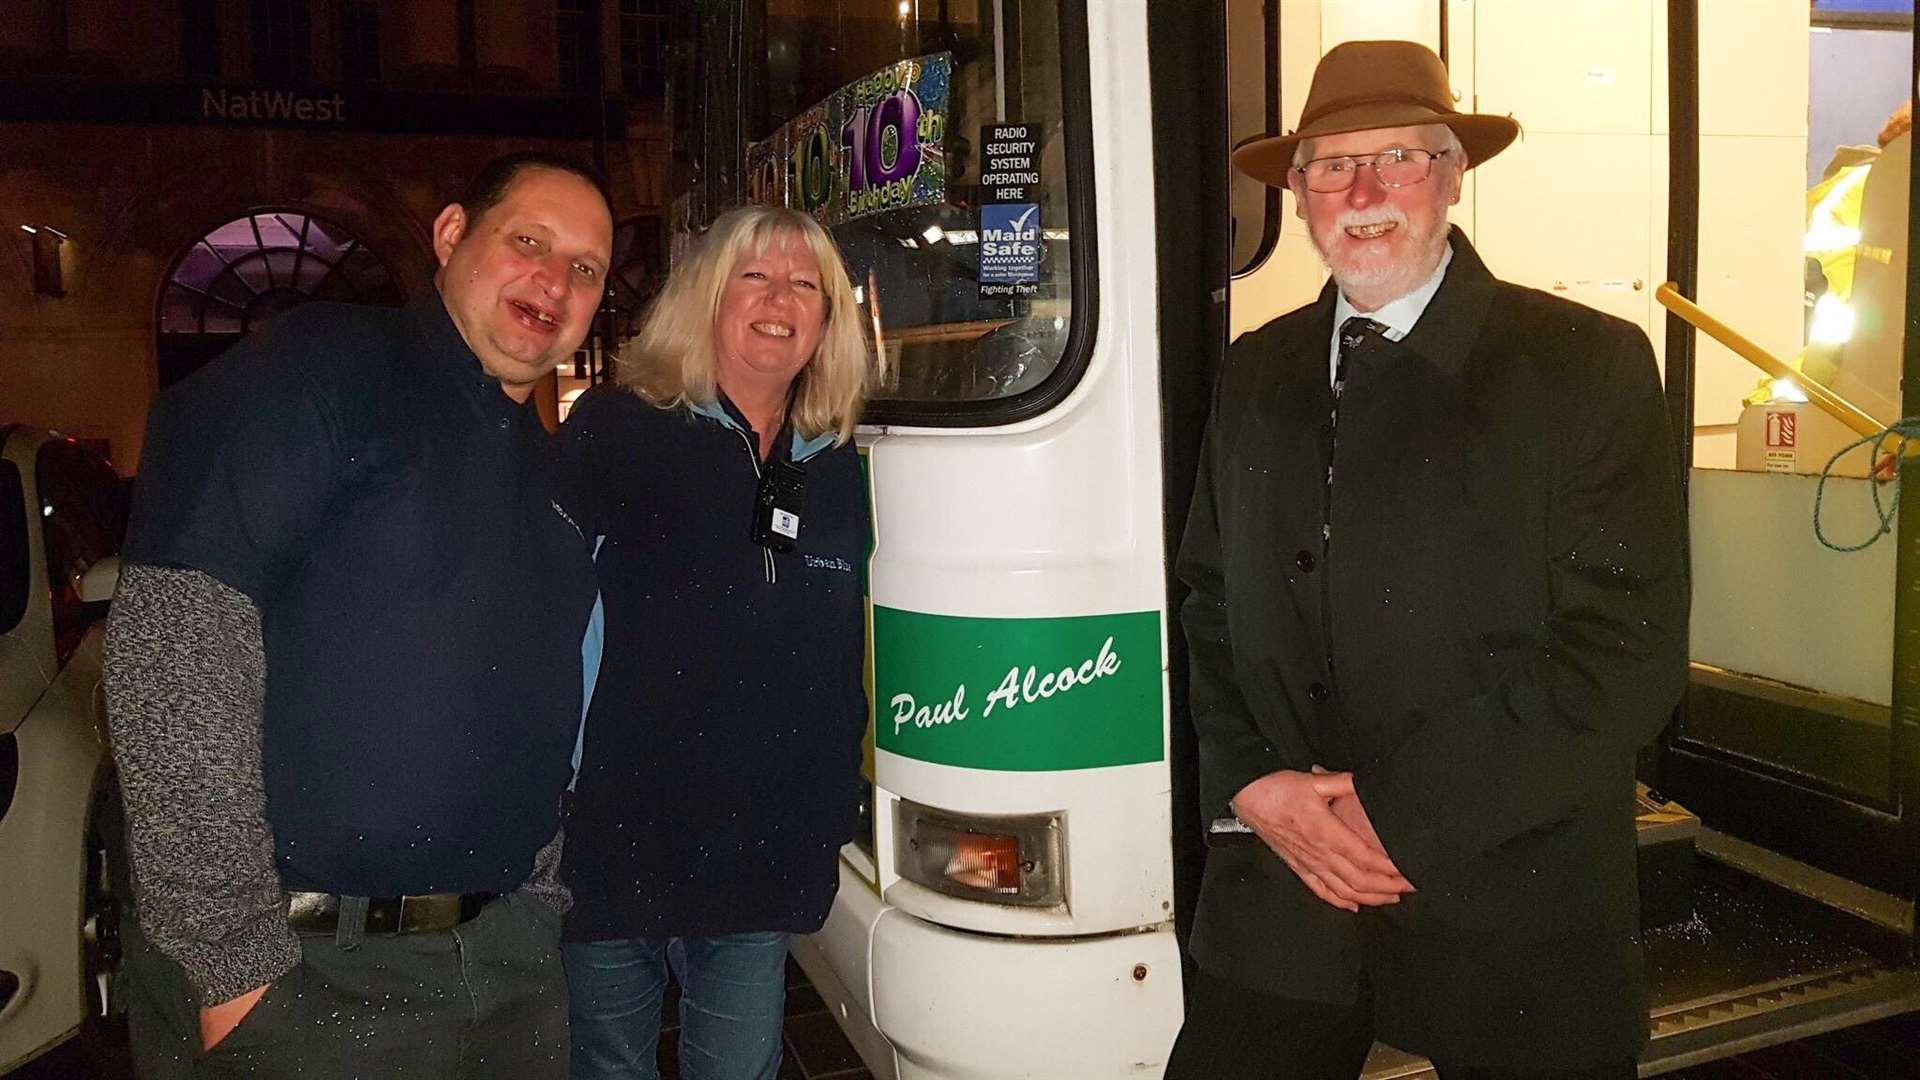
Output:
[0,0,671,469]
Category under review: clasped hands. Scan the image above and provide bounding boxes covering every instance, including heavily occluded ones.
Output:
[1230,768,1414,912]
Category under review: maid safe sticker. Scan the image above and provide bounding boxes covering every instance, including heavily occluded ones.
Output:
[979,202,1041,297]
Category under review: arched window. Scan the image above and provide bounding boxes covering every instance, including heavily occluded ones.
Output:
[157,210,400,387]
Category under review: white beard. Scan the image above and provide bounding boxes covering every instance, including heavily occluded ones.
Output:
[1309,204,1450,307]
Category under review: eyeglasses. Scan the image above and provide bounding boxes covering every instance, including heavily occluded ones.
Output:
[1294,148,1450,193]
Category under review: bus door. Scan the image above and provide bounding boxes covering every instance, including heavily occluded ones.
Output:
[731,2,1192,1076]
[1647,0,1920,1063]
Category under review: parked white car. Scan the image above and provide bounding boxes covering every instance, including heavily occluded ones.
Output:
[0,426,125,1074]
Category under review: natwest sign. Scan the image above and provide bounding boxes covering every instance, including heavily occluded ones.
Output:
[202,87,349,125]
[0,79,618,139]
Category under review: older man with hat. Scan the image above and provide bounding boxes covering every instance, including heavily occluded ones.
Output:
[1168,40,1688,1079]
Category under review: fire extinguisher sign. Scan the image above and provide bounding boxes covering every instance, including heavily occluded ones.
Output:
[1766,412,1797,448]
[1764,411,1797,474]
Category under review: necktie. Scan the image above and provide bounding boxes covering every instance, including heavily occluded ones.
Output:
[1335,316,1386,391]
[1324,318,1384,544]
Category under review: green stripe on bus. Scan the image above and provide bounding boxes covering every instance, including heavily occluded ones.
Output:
[873,607,1164,770]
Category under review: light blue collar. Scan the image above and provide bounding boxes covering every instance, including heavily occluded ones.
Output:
[1327,243,1454,386]
[688,398,836,462]
[1334,242,1452,341]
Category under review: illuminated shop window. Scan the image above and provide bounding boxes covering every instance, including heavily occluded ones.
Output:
[156,211,399,388]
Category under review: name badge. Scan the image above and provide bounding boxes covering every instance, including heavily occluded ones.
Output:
[751,458,808,553]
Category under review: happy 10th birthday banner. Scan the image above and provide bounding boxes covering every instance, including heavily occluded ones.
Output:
[748,52,951,227]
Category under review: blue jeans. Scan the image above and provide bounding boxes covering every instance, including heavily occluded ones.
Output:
[564,931,789,1080]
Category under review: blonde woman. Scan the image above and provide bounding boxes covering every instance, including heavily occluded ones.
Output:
[557,205,879,1080]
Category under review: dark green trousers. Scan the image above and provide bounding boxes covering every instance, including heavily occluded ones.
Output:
[124,891,568,1080]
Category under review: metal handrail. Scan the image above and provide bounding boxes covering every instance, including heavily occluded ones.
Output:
[1654,282,1896,446]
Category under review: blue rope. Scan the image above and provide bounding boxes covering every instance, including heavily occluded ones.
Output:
[1813,418,1920,552]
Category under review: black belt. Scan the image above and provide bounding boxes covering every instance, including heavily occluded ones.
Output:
[286,891,497,935]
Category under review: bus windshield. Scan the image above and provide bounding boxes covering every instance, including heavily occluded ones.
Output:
[758,0,1079,410]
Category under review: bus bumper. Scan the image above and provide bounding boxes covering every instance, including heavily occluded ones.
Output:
[795,859,1184,1080]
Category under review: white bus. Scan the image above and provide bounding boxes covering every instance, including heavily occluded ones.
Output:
[662,1,1920,1075]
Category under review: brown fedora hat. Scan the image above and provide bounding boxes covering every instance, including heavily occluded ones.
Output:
[1233,40,1520,188]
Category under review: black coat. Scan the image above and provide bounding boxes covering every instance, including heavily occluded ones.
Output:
[1177,231,1688,1068]
[556,385,870,941]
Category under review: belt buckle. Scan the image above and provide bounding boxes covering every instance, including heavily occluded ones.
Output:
[396,893,462,934]
[286,891,338,932]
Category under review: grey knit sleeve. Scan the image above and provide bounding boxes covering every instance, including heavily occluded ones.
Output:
[104,563,300,1006]
[521,818,572,917]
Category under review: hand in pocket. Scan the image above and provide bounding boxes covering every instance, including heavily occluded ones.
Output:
[200,982,271,1051]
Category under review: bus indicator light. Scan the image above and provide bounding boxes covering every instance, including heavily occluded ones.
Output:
[894,798,1065,907]
[944,831,1021,891]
